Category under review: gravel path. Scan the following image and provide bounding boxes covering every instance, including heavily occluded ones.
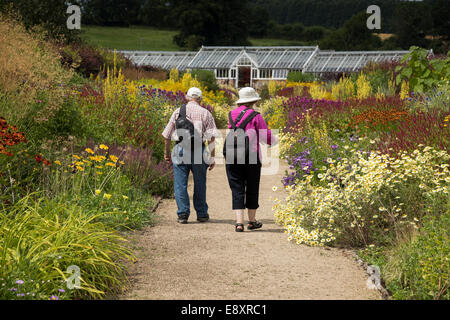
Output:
[120,155,381,300]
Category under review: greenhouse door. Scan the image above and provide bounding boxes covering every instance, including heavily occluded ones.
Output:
[238,67,251,88]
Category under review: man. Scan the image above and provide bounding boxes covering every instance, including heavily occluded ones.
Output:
[162,87,218,224]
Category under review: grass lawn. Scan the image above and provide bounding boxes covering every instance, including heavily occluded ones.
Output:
[81,26,311,51]
[82,26,180,51]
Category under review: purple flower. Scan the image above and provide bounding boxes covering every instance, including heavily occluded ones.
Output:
[58,289,65,293]
[331,144,339,151]
[16,280,24,285]
[10,288,17,291]
[49,295,59,300]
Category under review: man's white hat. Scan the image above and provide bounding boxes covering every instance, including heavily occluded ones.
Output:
[186,87,202,99]
[235,87,261,105]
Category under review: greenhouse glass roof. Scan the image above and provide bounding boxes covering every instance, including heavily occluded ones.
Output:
[117,47,418,74]
[187,46,318,69]
[303,51,409,73]
[118,51,197,71]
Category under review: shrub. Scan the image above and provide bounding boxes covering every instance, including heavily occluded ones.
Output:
[95,144,174,198]
[274,146,450,247]
[191,69,219,92]
[259,84,270,101]
[44,144,157,230]
[395,46,450,94]
[287,71,316,83]
[0,194,134,300]
[383,211,449,300]
[0,16,72,122]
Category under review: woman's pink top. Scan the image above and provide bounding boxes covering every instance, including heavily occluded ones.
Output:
[228,105,274,161]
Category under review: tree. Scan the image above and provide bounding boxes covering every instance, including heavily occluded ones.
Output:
[320,11,382,50]
[0,0,82,42]
[138,0,175,28]
[431,0,450,41]
[392,2,433,49]
[81,0,141,26]
[247,6,270,37]
[173,0,250,49]
[303,26,327,42]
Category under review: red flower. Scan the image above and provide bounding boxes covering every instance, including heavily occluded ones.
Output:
[35,155,43,163]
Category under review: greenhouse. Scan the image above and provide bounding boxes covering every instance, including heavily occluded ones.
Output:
[118,51,197,71]
[119,46,412,88]
[302,50,410,73]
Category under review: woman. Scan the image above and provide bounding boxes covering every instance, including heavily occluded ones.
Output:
[224,87,275,232]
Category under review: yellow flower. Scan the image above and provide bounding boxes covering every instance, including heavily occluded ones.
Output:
[76,166,84,172]
[85,148,95,155]
[54,160,62,166]
[96,165,103,169]
[106,162,116,167]
[90,156,102,162]
[122,195,129,200]
[95,189,101,195]
[119,161,125,165]
[103,193,112,200]
[75,161,84,166]
[109,155,118,163]
[99,144,109,150]
[97,171,103,175]
[73,154,81,160]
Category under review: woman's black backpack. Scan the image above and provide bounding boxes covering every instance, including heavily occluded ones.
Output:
[223,108,260,165]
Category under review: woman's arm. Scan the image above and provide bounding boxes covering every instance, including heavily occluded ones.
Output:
[255,114,278,146]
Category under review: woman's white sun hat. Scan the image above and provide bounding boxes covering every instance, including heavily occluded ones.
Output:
[235,87,261,105]
[186,87,203,99]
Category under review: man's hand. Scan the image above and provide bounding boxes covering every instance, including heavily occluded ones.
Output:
[207,138,215,171]
[164,138,172,164]
[208,157,215,171]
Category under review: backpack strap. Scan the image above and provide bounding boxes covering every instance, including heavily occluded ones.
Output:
[229,108,249,130]
[178,104,187,119]
[237,111,259,130]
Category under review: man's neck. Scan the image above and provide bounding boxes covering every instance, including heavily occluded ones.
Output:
[187,100,200,107]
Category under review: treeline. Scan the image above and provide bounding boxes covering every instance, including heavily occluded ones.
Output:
[255,0,449,53]
[0,0,448,53]
[251,0,397,31]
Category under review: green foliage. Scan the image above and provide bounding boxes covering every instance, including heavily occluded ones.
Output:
[191,69,219,92]
[0,0,81,43]
[287,71,316,83]
[320,11,382,51]
[408,83,450,115]
[172,0,251,48]
[0,194,135,300]
[23,96,86,144]
[396,46,450,93]
[383,211,450,300]
[393,2,433,49]
[259,84,270,101]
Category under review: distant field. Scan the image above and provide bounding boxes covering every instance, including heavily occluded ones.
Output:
[81,26,309,51]
[82,26,180,51]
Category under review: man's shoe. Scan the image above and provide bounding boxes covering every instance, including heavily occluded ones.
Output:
[177,214,189,224]
[197,216,209,223]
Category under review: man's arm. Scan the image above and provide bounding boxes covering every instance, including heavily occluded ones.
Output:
[164,138,172,163]
[162,110,178,163]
